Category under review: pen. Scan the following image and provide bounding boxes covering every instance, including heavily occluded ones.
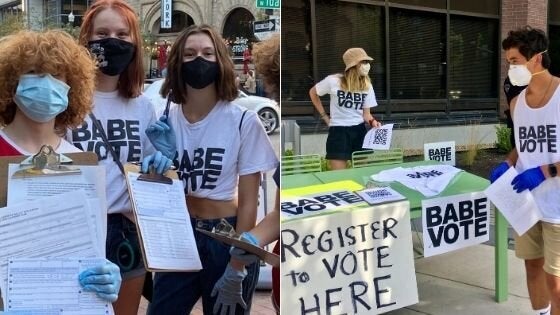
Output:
[163,90,172,118]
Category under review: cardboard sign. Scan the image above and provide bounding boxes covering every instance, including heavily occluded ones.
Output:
[280,200,418,314]
[422,192,489,257]
[363,124,394,150]
[281,181,367,221]
[424,141,455,166]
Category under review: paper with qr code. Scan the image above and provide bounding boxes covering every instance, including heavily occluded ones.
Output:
[363,124,394,150]
[356,186,407,205]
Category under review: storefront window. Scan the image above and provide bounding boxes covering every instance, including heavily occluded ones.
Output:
[281,0,313,106]
[315,1,386,100]
[61,0,88,26]
[389,8,445,101]
[449,15,498,101]
[450,0,499,15]
[222,8,256,62]
[391,0,446,10]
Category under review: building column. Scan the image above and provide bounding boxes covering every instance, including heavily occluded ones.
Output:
[26,0,43,30]
[499,0,548,115]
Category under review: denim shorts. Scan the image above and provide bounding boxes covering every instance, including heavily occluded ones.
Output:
[147,216,260,315]
[106,213,146,280]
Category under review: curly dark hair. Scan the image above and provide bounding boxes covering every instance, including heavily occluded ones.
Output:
[252,34,280,101]
[502,26,550,68]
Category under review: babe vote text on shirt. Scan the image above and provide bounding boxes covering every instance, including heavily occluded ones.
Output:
[518,125,557,153]
[175,147,225,193]
[72,119,142,162]
[336,90,368,110]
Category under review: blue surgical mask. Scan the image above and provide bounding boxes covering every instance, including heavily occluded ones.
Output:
[14,74,70,123]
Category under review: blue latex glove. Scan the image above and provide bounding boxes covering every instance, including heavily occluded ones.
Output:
[511,166,545,193]
[211,264,247,315]
[142,151,172,174]
[78,260,121,302]
[229,232,260,265]
[145,115,176,159]
[490,161,510,183]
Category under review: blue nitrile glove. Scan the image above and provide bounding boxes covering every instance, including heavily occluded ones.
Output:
[490,161,510,183]
[78,260,122,302]
[511,166,545,193]
[142,151,172,174]
[229,232,260,265]
[145,115,176,159]
[211,264,248,315]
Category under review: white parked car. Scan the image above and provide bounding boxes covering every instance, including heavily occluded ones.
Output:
[143,79,279,135]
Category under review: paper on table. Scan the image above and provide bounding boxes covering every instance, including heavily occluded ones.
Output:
[126,172,201,271]
[355,186,407,205]
[484,167,542,235]
[362,123,394,150]
[6,258,113,315]
[0,191,100,307]
[7,164,107,256]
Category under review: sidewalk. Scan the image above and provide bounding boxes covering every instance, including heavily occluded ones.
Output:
[389,244,532,314]
[138,290,276,314]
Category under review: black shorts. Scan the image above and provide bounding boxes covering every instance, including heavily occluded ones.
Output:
[325,123,367,160]
[106,213,146,280]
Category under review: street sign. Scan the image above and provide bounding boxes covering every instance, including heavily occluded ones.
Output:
[256,0,280,9]
[161,0,172,29]
[253,19,278,41]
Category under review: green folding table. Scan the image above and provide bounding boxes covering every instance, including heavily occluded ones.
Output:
[303,160,508,302]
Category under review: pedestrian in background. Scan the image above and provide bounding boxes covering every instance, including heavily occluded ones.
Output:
[309,47,381,170]
[69,1,171,314]
[491,26,560,315]
[243,70,256,94]
[145,24,278,315]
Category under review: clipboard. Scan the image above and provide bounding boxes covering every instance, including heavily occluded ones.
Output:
[124,163,202,272]
[0,145,98,207]
[196,220,280,267]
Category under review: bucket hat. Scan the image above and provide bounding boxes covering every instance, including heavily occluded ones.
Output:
[343,48,373,71]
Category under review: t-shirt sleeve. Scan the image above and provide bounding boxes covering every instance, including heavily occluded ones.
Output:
[140,97,157,157]
[363,86,378,108]
[314,75,334,96]
[238,111,279,176]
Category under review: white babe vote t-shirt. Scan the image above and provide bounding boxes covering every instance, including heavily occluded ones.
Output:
[67,90,157,214]
[165,101,278,201]
[314,74,377,126]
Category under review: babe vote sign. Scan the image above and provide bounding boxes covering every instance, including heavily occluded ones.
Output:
[424,141,455,166]
[421,192,489,257]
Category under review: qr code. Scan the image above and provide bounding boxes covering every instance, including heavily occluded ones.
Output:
[373,129,388,145]
[365,189,391,198]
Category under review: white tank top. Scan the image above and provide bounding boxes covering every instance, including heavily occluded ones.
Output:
[514,85,560,222]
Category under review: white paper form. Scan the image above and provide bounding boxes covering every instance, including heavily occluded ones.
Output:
[126,172,201,271]
[0,191,100,307]
[484,167,543,235]
[6,258,113,315]
[362,123,394,150]
[7,164,107,256]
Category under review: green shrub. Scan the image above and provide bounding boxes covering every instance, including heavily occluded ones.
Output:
[495,125,513,153]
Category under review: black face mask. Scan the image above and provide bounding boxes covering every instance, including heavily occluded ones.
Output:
[181,57,219,89]
[88,38,135,76]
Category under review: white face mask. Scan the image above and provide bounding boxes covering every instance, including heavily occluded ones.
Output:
[508,64,532,86]
[359,63,371,76]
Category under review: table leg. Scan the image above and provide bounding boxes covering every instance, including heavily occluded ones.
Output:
[495,208,508,302]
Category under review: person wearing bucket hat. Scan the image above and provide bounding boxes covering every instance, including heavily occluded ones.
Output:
[309,47,381,170]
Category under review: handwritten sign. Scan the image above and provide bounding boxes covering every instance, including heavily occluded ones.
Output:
[280,200,418,314]
[422,192,489,257]
[363,124,394,150]
[281,181,367,221]
[424,141,455,165]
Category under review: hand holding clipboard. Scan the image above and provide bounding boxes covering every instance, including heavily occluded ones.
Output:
[197,219,280,267]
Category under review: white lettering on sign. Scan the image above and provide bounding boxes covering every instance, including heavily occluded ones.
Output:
[281,191,365,218]
[424,141,455,166]
[280,201,418,314]
[422,192,489,257]
[161,0,172,29]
